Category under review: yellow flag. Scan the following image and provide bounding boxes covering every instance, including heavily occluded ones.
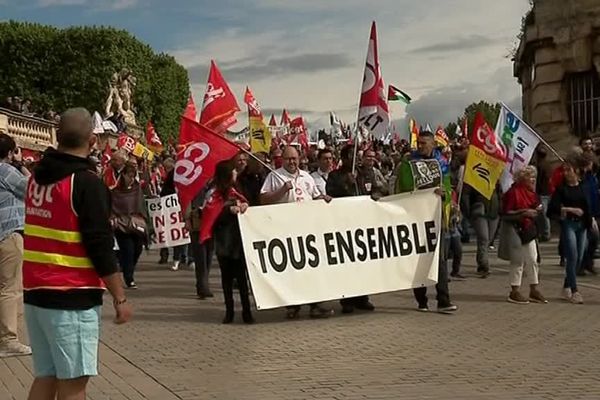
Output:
[463,145,505,199]
[249,117,272,154]
[132,142,154,161]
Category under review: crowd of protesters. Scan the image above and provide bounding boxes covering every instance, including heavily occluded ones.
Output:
[1,107,600,397]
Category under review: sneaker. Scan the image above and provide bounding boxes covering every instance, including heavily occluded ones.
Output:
[529,290,548,304]
[416,305,429,312]
[478,270,491,279]
[171,261,180,271]
[450,273,467,281]
[507,290,529,305]
[571,292,584,304]
[0,342,32,358]
[437,304,458,313]
[355,301,375,311]
[562,288,573,301]
[488,245,496,251]
[188,262,196,271]
[309,306,334,319]
[126,282,138,290]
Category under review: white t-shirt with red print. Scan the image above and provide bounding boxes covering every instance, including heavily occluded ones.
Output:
[260,167,321,204]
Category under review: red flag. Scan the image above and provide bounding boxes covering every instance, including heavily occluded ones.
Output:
[199,60,240,134]
[280,109,291,126]
[289,117,308,152]
[268,114,277,127]
[358,21,389,139]
[244,86,262,118]
[463,117,469,139]
[199,188,247,243]
[117,133,136,153]
[470,112,507,161]
[145,121,163,151]
[174,117,240,212]
[101,142,112,168]
[183,93,198,121]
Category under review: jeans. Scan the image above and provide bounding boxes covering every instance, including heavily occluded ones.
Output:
[471,216,499,273]
[160,245,187,263]
[445,233,462,275]
[190,232,213,295]
[413,235,451,308]
[218,256,251,315]
[561,220,587,291]
[115,231,143,286]
[540,196,551,240]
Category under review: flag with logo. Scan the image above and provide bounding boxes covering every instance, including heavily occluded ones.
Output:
[184,93,198,121]
[357,21,390,139]
[289,117,309,151]
[464,112,507,199]
[409,119,418,149]
[244,87,272,154]
[497,104,541,192]
[435,126,449,148]
[101,141,112,168]
[145,121,163,153]
[387,85,411,104]
[199,60,240,134]
[174,116,240,213]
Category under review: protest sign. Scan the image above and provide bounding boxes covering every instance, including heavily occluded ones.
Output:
[238,189,441,309]
[132,142,154,161]
[146,194,190,249]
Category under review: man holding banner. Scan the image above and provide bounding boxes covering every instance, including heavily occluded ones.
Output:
[260,146,334,319]
[395,130,457,313]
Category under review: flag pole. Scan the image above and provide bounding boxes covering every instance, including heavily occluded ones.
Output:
[500,102,564,162]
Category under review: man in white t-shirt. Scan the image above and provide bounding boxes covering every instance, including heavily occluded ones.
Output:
[310,148,333,196]
[260,146,333,319]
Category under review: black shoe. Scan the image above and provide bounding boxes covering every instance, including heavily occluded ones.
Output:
[478,271,490,279]
[242,311,255,324]
[437,304,458,314]
[355,301,375,311]
[158,258,168,265]
[450,273,467,281]
[341,305,354,314]
[310,306,333,319]
[585,267,598,275]
[222,311,234,324]
[576,269,587,277]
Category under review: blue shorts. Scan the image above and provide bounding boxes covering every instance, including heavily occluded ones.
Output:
[24,304,101,379]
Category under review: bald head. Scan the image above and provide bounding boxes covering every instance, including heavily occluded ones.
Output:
[282,146,299,174]
[57,108,94,150]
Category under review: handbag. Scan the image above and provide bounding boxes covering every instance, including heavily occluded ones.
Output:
[515,222,537,244]
[114,214,147,237]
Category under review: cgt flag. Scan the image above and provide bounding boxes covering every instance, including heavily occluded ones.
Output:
[409,118,419,149]
[357,21,390,139]
[435,126,449,148]
[464,112,507,199]
[183,93,198,121]
[145,121,163,153]
[174,117,240,213]
[199,60,240,134]
[289,117,309,151]
[244,87,272,154]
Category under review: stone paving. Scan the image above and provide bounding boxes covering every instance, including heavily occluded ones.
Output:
[3,241,600,400]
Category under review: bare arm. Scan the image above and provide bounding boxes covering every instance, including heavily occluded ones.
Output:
[260,182,292,205]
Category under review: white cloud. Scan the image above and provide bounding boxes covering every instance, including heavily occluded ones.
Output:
[36,0,137,10]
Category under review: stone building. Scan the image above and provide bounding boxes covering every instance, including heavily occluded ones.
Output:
[513,0,600,155]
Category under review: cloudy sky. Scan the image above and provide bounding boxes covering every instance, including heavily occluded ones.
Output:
[2,0,531,137]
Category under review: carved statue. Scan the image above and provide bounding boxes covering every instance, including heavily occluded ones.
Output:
[104,69,137,126]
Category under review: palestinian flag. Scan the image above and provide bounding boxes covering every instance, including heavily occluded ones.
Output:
[387,85,411,104]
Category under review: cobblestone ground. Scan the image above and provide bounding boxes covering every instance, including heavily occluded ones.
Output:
[3,241,600,400]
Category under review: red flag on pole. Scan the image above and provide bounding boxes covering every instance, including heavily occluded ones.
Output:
[101,141,112,168]
[183,93,198,121]
[145,121,163,152]
[199,60,240,134]
[280,109,291,126]
[357,21,389,139]
[174,117,240,212]
[268,114,277,127]
[289,117,309,152]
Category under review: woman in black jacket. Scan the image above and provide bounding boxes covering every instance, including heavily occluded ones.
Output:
[201,160,253,324]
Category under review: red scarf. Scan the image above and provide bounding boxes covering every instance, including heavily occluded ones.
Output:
[199,187,248,244]
[504,182,539,229]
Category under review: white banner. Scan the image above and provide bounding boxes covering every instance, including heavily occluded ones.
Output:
[238,189,441,310]
[497,104,540,192]
[146,194,191,249]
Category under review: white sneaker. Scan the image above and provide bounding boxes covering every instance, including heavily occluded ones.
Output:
[562,288,572,301]
[0,342,32,358]
[171,261,180,271]
[189,262,195,271]
[571,292,584,304]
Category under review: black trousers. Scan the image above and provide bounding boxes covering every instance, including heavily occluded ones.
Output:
[340,296,370,308]
[115,231,143,286]
[413,236,451,308]
[218,256,251,314]
[190,233,213,295]
[445,234,463,275]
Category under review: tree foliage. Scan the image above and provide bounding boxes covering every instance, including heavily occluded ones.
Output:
[460,101,501,136]
[0,21,189,141]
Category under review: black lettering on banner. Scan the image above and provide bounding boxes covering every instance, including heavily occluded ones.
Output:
[306,235,320,268]
[354,229,367,261]
[396,225,412,256]
[336,231,356,264]
[424,220,438,252]
[324,232,338,265]
[378,226,398,259]
[412,223,427,254]
[253,241,268,273]
[366,228,378,260]
[268,239,288,272]
[287,237,306,270]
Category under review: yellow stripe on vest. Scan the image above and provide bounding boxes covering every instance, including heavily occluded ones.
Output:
[23,250,93,269]
[25,224,82,243]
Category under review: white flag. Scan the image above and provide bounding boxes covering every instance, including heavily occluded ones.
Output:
[497,104,541,192]
[92,111,104,134]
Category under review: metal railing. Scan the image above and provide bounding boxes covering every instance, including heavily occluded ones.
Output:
[567,69,600,137]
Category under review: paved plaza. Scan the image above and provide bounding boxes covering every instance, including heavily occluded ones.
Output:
[2,241,600,400]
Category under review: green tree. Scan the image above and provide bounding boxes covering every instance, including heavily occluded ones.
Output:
[445,122,458,139]
[0,21,189,142]
[461,101,501,133]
